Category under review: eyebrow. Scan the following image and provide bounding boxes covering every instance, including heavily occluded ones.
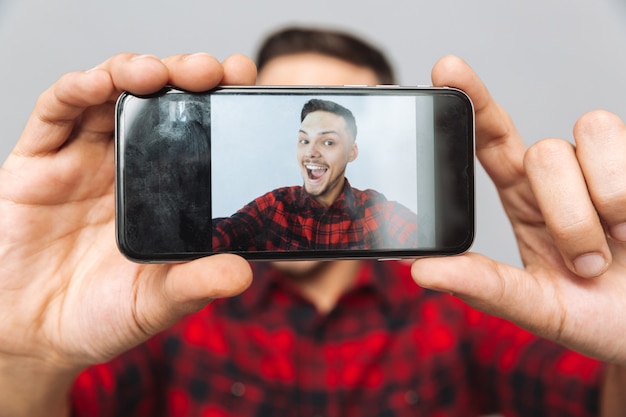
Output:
[298,129,340,136]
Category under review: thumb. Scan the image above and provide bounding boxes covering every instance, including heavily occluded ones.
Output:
[410,253,559,338]
[136,254,253,334]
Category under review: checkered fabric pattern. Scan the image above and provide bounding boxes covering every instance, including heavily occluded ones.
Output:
[212,179,418,251]
[71,261,601,417]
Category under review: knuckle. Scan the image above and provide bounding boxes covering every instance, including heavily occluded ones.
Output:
[524,138,572,171]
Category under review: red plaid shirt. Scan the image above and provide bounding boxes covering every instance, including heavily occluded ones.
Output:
[212,179,418,251]
[71,261,601,416]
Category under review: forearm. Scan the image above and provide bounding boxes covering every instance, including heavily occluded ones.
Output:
[0,355,77,417]
[212,215,262,251]
[601,363,626,417]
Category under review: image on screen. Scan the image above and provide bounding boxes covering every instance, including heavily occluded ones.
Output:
[210,92,435,253]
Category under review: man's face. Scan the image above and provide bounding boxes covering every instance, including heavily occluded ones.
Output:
[297,110,358,207]
[257,52,380,278]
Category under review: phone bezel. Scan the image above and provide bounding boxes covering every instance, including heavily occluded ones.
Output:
[115,85,475,263]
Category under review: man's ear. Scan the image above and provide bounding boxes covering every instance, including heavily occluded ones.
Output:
[349,142,359,162]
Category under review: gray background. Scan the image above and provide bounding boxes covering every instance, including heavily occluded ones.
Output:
[1,0,625,267]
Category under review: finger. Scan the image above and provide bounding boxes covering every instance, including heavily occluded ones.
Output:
[574,110,626,242]
[14,54,169,156]
[161,53,224,91]
[524,138,610,277]
[139,254,253,334]
[221,54,257,85]
[96,53,170,96]
[431,55,527,191]
[412,252,626,363]
[411,253,560,339]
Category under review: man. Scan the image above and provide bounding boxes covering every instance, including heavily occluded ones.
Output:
[212,97,418,252]
[0,26,624,417]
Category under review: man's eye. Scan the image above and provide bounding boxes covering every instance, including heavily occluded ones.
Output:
[324,140,334,146]
[299,139,309,145]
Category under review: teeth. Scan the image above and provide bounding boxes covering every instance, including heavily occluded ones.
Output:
[306,164,327,170]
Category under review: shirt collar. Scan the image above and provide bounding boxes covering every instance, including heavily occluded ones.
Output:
[236,262,282,312]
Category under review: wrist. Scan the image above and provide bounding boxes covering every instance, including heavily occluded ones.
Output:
[0,354,79,417]
[600,363,626,417]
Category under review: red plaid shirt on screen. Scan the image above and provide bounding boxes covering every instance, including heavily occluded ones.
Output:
[71,261,601,417]
[212,179,418,251]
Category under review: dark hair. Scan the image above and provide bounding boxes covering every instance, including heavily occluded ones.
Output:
[301,99,357,140]
[256,26,396,85]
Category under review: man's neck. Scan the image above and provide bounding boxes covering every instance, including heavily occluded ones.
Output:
[311,177,347,208]
[285,260,362,314]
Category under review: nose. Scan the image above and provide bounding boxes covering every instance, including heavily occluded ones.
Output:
[305,141,321,158]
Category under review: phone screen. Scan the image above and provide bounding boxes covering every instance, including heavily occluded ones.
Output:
[116,86,474,262]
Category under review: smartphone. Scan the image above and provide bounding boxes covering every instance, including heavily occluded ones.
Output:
[115,86,475,262]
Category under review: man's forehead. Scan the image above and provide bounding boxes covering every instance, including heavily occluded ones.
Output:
[257,53,381,86]
[300,110,348,130]
[299,111,356,144]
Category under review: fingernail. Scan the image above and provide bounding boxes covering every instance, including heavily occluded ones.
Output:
[573,253,607,277]
[183,52,212,61]
[131,54,158,61]
[610,223,626,242]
